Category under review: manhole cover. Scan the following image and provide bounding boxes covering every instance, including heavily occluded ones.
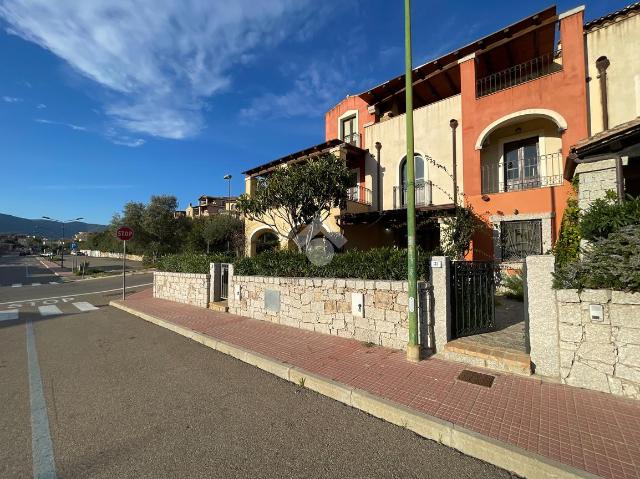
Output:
[457,369,495,388]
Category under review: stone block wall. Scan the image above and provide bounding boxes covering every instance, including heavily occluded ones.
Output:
[557,289,640,400]
[80,250,144,262]
[153,271,210,308]
[575,159,617,210]
[228,275,430,351]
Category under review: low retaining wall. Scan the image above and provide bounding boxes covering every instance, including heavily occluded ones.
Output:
[80,250,144,262]
[153,271,210,308]
[557,289,640,399]
[228,274,415,350]
[526,255,640,400]
[225,258,452,352]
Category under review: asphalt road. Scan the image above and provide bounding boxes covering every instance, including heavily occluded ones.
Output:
[0,254,60,287]
[48,255,145,273]
[0,257,511,478]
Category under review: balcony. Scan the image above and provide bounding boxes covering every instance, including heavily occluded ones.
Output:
[481,152,563,194]
[347,184,372,206]
[393,181,433,209]
[476,52,562,98]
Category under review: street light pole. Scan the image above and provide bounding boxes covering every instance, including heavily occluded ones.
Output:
[224,174,232,202]
[42,216,83,270]
[405,0,420,362]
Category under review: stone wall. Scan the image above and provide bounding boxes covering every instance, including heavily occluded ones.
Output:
[153,271,210,308]
[557,289,640,400]
[575,159,617,210]
[80,250,144,262]
[228,274,429,351]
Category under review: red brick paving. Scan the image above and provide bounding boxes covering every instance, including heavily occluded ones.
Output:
[115,289,640,479]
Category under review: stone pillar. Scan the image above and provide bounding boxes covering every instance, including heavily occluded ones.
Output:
[430,256,451,353]
[227,263,236,308]
[210,262,221,302]
[525,255,560,378]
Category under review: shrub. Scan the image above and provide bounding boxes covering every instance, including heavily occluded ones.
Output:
[579,193,640,241]
[500,271,524,301]
[234,247,432,280]
[554,191,581,268]
[156,252,234,274]
[553,225,640,292]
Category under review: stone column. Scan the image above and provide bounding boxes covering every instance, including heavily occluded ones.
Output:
[430,256,451,353]
[525,255,560,378]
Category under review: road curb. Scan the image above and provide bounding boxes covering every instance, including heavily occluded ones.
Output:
[109,300,600,479]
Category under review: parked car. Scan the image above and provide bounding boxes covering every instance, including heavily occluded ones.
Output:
[18,251,26,256]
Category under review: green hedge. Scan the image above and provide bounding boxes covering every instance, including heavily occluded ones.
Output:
[234,248,432,280]
[554,225,640,292]
[155,252,234,274]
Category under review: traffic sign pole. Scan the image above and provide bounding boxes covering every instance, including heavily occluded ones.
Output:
[115,226,134,300]
[122,239,126,300]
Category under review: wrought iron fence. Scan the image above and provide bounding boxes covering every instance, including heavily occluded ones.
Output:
[500,220,543,262]
[393,180,433,209]
[220,263,229,301]
[481,152,563,194]
[346,185,372,205]
[476,52,562,97]
[450,261,496,338]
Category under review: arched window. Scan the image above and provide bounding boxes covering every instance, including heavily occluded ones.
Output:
[254,230,279,254]
[399,154,428,207]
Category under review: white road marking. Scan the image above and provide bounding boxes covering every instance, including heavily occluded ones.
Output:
[12,283,22,287]
[0,309,19,321]
[38,305,62,316]
[72,301,99,312]
[0,282,152,306]
[49,282,59,285]
[32,283,41,286]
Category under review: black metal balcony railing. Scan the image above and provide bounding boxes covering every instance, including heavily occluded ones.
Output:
[393,180,433,209]
[481,152,563,194]
[342,132,361,147]
[476,52,562,98]
[347,184,372,206]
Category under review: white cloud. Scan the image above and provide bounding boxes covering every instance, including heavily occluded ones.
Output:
[104,128,146,148]
[240,61,355,121]
[2,96,23,103]
[36,103,46,109]
[35,118,87,131]
[0,0,315,140]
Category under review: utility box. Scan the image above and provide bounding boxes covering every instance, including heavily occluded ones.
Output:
[234,284,241,301]
[589,304,604,322]
[352,293,364,317]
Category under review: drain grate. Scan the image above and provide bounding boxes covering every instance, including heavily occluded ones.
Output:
[457,369,495,388]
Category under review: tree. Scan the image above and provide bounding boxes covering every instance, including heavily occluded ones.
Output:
[202,214,244,255]
[236,154,351,251]
[439,206,482,260]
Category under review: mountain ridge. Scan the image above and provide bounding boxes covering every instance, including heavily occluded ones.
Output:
[0,213,105,239]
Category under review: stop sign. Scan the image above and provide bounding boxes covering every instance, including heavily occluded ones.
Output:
[116,226,134,241]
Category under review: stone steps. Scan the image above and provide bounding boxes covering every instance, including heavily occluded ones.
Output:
[208,301,228,312]
[442,339,532,376]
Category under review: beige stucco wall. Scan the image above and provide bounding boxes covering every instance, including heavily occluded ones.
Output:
[480,117,563,193]
[364,95,463,210]
[585,12,640,135]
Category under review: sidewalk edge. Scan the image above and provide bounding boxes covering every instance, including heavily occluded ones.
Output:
[109,300,600,479]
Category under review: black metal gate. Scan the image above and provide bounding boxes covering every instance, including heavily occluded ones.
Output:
[220,264,229,301]
[450,261,496,338]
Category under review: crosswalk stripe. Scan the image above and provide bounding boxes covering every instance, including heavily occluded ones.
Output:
[12,283,22,287]
[38,305,62,316]
[72,302,99,312]
[0,309,19,321]
[49,282,59,285]
[32,283,41,286]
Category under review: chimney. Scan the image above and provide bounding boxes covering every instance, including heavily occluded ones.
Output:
[596,56,611,131]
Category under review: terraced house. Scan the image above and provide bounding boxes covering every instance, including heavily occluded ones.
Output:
[242,3,640,262]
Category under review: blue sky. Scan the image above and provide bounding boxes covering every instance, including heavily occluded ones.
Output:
[0,0,630,224]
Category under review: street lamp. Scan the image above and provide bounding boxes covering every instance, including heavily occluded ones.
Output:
[42,216,84,269]
[223,174,232,201]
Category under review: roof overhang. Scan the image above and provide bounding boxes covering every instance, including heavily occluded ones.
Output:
[243,139,367,177]
[338,204,456,227]
[565,118,640,179]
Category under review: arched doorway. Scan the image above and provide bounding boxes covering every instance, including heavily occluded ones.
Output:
[251,229,280,255]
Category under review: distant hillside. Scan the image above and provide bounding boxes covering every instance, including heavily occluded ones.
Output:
[0,213,105,239]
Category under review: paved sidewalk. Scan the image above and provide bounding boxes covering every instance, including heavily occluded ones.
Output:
[37,257,74,278]
[113,289,640,479]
